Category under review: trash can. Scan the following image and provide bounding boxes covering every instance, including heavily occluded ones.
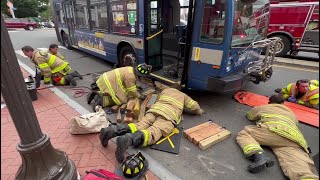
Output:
[25,76,38,101]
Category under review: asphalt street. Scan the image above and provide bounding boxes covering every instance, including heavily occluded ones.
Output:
[9,29,319,180]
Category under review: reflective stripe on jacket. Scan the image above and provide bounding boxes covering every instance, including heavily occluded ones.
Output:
[96,67,140,105]
[247,104,310,153]
[32,51,69,82]
[147,88,202,124]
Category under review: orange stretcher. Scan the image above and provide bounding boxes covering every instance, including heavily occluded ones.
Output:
[234,91,319,128]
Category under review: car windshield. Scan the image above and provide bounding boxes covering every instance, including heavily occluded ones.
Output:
[232,0,270,47]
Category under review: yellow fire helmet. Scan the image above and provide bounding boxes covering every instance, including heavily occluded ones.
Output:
[115,151,149,180]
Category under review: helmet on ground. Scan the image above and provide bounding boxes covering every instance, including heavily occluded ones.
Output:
[120,152,148,179]
[310,80,319,87]
[135,63,152,76]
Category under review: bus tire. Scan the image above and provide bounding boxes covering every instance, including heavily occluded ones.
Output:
[119,46,136,67]
[272,35,291,57]
[62,32,72,50]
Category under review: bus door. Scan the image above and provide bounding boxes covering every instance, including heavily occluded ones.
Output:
[187,0,233,90]
[62,0,77,46]
[145,0,163,71]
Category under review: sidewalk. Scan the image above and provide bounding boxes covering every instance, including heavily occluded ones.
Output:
[1,67,159,180]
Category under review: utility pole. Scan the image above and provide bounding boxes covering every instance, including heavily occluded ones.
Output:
[1,16,78,179]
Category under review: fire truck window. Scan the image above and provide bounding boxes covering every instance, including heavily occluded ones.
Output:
[199,0,226,44]
[307,21,319,31]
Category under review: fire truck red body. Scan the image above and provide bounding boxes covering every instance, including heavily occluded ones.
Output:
[268,0,319,56]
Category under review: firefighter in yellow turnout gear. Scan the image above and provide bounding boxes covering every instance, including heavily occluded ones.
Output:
[99,88,204,163]
[48,43,65,60]
[87,64,152,111]
[279,79,319,109]
[22,45,82,86]
[236,94,318,180]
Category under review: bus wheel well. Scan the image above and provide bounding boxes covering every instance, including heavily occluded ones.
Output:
[117,42,136,67]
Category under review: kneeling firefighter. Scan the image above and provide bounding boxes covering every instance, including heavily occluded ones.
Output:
[99,88,205,163]
[22,45,82,86]
[87,64,152,111]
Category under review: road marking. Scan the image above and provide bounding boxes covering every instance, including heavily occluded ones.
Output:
[8,31,19,33]
[273,64,319,73]
[15,50,28,58]
[58,46,68,50]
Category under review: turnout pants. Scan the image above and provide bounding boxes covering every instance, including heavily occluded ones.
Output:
[97,91,116,107]
[128,113,174,146]
[236,125,318,180]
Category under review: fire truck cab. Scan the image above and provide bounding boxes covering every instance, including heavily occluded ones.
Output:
[268,0,319,56]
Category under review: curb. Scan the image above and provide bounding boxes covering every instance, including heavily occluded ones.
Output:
[274,57,319,70]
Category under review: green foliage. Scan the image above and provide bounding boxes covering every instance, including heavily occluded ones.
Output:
[1,0,51,18]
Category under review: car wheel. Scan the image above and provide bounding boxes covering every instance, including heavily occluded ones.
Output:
[119,46,136,67]
[27,26,34,31]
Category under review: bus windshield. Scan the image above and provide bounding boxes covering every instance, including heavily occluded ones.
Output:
[232,0,270,47]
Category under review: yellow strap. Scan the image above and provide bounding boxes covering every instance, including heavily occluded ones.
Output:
[51,62,68,74]
[187,100,195,109]
[243,144,262,153]
[48,55,56,66]
[128,123,137,133]
[115,69,127,94]
[141,130,149,147]
[38,63,49,69]
[102,73,121,105]
[168,138,175,148]
[160,96,183,109]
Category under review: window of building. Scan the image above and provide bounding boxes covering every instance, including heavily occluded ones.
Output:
[199,0,226,44]
[75,0,89,29]
[90,0,108,31]
[110,0,137,35]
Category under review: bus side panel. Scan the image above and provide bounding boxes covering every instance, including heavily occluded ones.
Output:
[187,0,234,91]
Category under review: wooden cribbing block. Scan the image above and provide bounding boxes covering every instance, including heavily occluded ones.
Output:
[133,100,140,120]
[192,125,223,145]
[146,94,158,111]
[120,104,127,114]
[126,99,136,112]
[116,109,122,123]
[183,122,214,139]
[142,88,156,96]
[199,130,231,150]
[186,123,218,142]
[138,94,153,122]
[111,105,119,113]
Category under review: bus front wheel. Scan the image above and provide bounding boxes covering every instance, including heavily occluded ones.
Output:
[119,46,136,67]
[62,32,72,50]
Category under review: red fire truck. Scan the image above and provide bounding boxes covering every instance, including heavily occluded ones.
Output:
[267,0,319,56]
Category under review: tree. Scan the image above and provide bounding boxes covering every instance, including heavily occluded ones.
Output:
[1,0,50,18]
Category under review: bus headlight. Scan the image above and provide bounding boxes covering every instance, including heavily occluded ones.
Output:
[226,60,232,72]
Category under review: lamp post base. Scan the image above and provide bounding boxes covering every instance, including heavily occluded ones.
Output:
[15,134,78,180]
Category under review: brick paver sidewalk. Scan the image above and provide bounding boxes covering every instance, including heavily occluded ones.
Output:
[1,67,159,180]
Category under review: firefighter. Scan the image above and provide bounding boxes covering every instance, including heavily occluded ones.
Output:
[310,79,319,87]
[99,88,205,163]
[278,79,319,109]
[236,94,318,180]
[87,64,152,111]
[22,45,82,86]
[48,43,65,60]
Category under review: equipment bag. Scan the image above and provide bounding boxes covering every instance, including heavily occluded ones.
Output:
[83,169,124,180]
[69,106,110,134]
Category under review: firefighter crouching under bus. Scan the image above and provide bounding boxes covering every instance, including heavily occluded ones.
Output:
[87,64,152,111]
[276,79,319,110]
[22,45,82,86]
[99,88,205,163]
[236,94,318,180]
[48,43,65,60]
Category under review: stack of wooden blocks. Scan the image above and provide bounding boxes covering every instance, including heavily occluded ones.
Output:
[183,121,231,150]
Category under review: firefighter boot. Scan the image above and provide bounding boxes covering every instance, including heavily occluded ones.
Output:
[115,131,145,163]
[92,94,103,111]
[247,152,274,174]
[70,70,83,79]
[86,91,98,104]
[64,74,77,86]
[99,123,131,147]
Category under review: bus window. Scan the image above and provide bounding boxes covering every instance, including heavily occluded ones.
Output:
[90,0,108,31]
[54,2,64,24]
[232,0,270,47]
[199,0,226,44]
[110,0,137,35]
[75,0,89,29]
